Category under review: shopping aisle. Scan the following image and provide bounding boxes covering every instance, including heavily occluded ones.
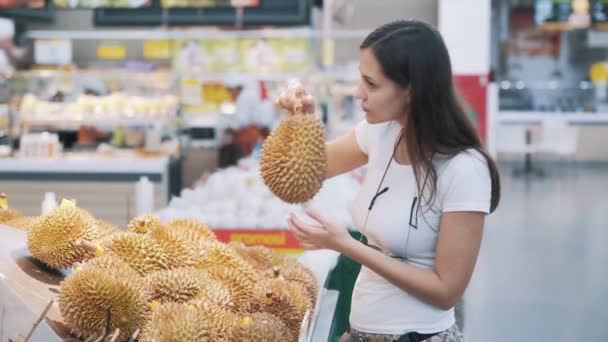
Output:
[465,164,608,342]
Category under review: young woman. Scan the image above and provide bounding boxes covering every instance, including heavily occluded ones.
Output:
[279,20,501,342]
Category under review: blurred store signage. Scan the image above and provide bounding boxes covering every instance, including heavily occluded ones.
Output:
[97,41,126,60]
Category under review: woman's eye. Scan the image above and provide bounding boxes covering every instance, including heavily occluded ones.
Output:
[366,80,376,88]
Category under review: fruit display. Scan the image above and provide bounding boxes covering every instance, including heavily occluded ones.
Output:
[19,92,178,124]
[17,197,317,341]
[260,111,327,204]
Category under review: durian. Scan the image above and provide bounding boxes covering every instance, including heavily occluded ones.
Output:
[94,219,121,238]
[229,312,295,342]
[140,302,211,342]
[0,193,23,223]
[27,205,99,269]
[253,279,309,337]
[260,112,327,203]
[272,263,319,305]
[84,254,141,280]
[204,265,257,313]
[148,225,200,268]
[100,232,171,276]
[58,265,148,340]
[169,218,217,242]
[229,242,275,271]
[145,267,215,304]
[198,241,260,284]
[195,302,240,341]
[189,280,235,312]
[127,213,164,234]
[4,216,38,231]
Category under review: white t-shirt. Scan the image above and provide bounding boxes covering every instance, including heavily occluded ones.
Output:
[349,120,491,335]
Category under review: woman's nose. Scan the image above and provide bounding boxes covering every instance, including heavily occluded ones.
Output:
[354,83,365,100]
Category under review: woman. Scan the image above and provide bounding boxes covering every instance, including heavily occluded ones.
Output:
[280,20,501,342]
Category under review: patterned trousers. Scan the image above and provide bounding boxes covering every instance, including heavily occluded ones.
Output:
[338,324,464,342]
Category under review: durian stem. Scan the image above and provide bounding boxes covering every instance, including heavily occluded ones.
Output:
[107,328,120,342]
[76,239,102,255]
[23,299,53,342]
[129,329,140,342]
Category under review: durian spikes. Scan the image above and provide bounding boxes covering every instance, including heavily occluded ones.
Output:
[147,225,200,268]
[229,312,295,342]
[169,218,217,242]
[188,280,236,312]
[94,219,122,239]
[27,205,98,269]
[255,279,309,337]
[127,214,164,234]
[204,265,257,313]
[140,302,212,342]
[100,232,171,276]
[229,242,276,272]
[58,263,148,340]
[259,109,327,204]
[198,241,260,284]
[145,267,215,304]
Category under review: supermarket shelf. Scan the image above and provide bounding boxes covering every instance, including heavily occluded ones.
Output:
[498,111,608,124]
[0,154,170,174]
[26,28,372,41]
[19,117,172,129]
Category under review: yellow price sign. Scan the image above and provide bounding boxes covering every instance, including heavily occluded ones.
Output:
[144,40,172,60]
[97,41,126,60]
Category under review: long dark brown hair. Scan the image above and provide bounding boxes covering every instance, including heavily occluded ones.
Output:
[361,20,500,213]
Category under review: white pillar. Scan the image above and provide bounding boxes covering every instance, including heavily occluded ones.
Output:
[438,0,491,75]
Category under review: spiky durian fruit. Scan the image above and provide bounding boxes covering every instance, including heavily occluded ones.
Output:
[189,280,235,312]
[228,242,275,272]
[229,312,295,342]
[259,113,326,204]
[127,213,164,234]
[84,254,141,279]
[147,225,200,268]
[145,267,217,304]
[272,263,319,305]
[253,279,309,337]
[204,265,257,313]
[140,303,211,342]
[94,219,121,238]
[198,241,259,284]
[4,216,37,232]
[27,205,99,269]
[169,218,217,242]
[195,302,240,341]
[58,265,148,340]
[0,208,22,223]
[100,232,170,276]
[0,193,23,223]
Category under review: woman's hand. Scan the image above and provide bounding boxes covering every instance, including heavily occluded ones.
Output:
[288,207,352,252]
[276,80,316,115]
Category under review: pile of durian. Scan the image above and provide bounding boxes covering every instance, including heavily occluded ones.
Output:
[21,199,318,341]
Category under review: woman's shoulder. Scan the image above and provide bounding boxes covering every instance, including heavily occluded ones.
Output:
[435,149,490,179]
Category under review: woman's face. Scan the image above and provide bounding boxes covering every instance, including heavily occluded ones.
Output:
[354,48,410,126]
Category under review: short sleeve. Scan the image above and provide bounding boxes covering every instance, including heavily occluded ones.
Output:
[354,120,372,155]
[438,150,492,214]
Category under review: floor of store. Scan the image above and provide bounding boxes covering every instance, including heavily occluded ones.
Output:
[465,162,608,342]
